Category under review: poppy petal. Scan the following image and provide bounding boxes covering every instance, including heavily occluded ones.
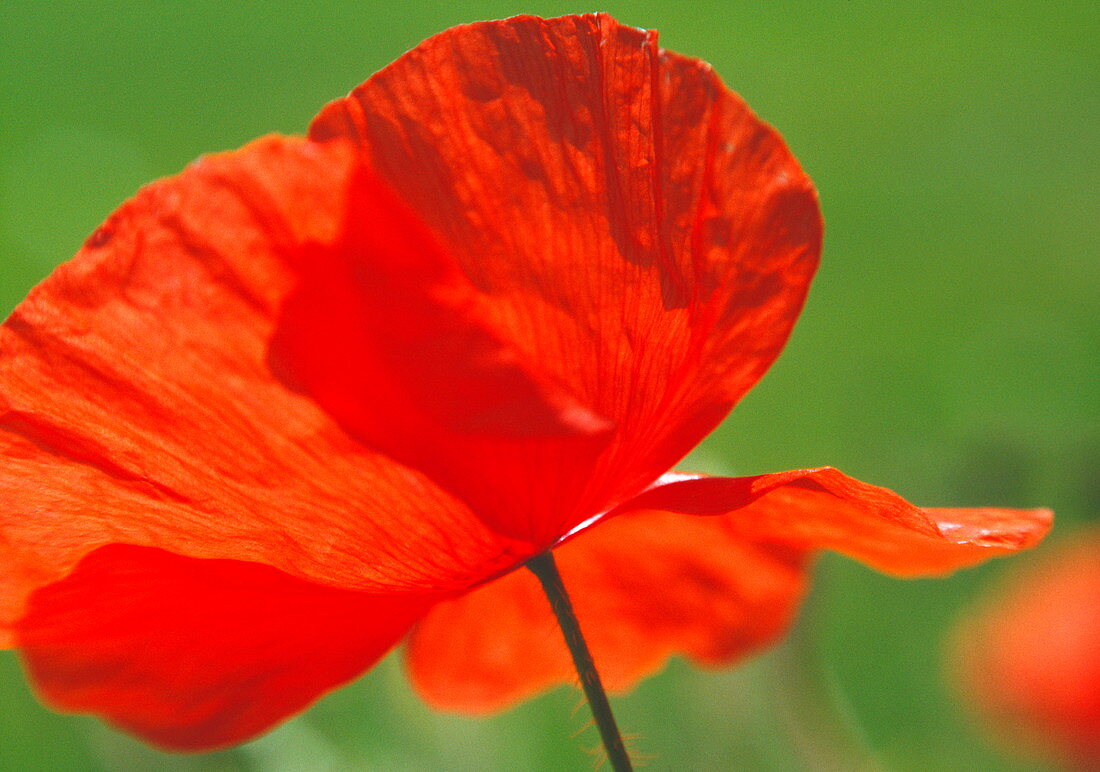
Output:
[0,135,529,646]
[405,509,808,713]
[406,467,1049,713]
[309,13,823,541]
[17,545,430,750]
[610,468,1053,576]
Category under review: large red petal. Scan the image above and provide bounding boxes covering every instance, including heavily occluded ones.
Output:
[405,509,808,713]
[610,468,1052,576]
[406,467,1048,713]
[17,545,430,750]
[0,136,529,646]
[309,14,822,542]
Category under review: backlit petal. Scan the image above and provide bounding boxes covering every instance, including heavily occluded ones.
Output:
[0,136,529,645]
[17,545,430,750]
[309,13,822,542]
[405,509,808,713]
[611,468,1052,576]
[407,467,1048,713]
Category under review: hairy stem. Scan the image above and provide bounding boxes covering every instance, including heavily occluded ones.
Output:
[526,550,633,771]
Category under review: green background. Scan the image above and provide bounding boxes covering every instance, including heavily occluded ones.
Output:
[1,1,1096,769]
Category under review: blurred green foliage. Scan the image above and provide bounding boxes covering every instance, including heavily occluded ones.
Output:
[1,1,1096,769]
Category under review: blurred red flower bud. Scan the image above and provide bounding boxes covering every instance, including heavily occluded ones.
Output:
[951,528,1100,770]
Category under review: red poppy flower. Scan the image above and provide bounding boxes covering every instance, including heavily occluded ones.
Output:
[950,528,1100,769]
[0,14,1050,753]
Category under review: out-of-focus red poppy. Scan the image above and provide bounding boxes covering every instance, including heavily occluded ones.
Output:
[950,528,1100,769]
[0,14,1050,751]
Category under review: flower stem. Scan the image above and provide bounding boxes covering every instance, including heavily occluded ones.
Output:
[526,551,633,772]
